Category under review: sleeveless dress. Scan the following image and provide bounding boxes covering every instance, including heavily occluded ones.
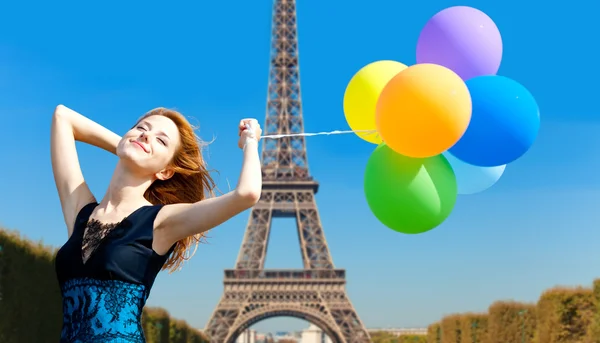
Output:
[54,202,175,343]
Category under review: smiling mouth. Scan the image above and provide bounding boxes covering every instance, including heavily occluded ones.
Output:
[132,141,149,153]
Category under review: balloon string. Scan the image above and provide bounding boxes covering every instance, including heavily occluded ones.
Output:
[260,129,378,139]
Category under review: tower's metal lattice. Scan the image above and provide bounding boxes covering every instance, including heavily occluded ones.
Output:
[204,1,371,342]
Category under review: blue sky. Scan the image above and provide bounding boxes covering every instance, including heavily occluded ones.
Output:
[0,0,599,335]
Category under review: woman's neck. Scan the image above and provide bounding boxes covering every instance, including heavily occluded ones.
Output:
[97,161,154,215]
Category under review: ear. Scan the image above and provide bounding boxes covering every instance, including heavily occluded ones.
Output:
[155,168,175,181]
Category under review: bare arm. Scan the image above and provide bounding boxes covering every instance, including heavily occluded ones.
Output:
[51,104,121,237]
[153,119,263,252]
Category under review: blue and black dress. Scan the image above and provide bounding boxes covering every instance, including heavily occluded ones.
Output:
[55,202,175,343]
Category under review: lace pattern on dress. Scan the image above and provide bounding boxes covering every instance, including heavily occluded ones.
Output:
[82,219,122,264]
[60,277,146,343]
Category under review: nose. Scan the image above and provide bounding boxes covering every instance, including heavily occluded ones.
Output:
[139,131,150,142]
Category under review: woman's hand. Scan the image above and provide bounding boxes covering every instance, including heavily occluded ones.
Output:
[238,118,262,149]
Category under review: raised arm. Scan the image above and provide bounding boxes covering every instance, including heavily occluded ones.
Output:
[51,105,121,237]
[153,119,263,252]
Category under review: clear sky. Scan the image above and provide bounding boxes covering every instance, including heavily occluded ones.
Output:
[0,0,599,335]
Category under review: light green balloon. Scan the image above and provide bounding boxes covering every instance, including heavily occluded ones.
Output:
[364,143,458,234]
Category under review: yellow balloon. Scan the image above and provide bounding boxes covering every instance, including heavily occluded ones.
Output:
[343,60,408,144]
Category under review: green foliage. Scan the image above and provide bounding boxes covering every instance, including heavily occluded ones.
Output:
[5,227,600,343]
[169,319,190,343]
[535,286,595,343]
[397,335,427,343]
[590,279,600,343]
[427,323,442,343]
[487,301,536,343]
[0,229,62,343]
[370,331,427,343]
[428,281,600,343]
[440,314,462,343]
[0,228,208,343]
[371,331,401,343]
[459,313,488,343]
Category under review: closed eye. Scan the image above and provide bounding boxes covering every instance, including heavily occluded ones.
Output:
[157,138,167,146]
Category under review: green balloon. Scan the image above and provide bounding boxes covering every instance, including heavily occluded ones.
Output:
[364,143,458,234]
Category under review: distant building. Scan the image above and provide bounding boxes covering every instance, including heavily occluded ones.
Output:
[367,328,428,336]
[231,324,427,342]
[274,330,300,342]
[236,329,257,343]
[300,324,332,343]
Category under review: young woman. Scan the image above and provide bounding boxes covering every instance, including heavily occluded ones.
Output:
[51,105,262,342]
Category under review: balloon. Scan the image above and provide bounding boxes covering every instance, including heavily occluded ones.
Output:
[364,144,458,234]
[343,60,408,144]
[443,152,506,195]
[416,6,503,81]
[375,63,472,158]
[448,75,540,167]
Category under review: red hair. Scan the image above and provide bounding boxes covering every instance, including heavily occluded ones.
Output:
[139,107,217,272]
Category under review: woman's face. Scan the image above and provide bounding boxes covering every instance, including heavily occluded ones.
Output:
[117,115,182,179]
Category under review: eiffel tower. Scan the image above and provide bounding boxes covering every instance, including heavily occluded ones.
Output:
[203,1,371,342]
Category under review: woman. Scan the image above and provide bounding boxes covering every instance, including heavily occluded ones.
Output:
[52,105,262,343]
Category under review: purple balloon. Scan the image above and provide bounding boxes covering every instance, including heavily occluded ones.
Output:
[416,6,503,81]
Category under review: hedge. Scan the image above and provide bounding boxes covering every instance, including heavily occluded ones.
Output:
[459,313,488,343]
[428,281,600,343]
[5,225,600,343]
[427,323,441,343]
[370,331,427,343]
[535,286,594,343]
[591,279,600,343]
[488,301,536,343]
[0,228,208,343]
[440,314,463,343]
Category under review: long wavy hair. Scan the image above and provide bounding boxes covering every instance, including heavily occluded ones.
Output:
[138,107,217,273]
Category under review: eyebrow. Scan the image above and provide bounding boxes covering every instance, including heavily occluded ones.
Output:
[140,120,170,140]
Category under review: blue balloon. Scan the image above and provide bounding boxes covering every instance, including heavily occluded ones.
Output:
[449,75,540,167]
[443,152,506,195]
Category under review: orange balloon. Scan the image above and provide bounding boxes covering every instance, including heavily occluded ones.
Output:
[375,63,472,158]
